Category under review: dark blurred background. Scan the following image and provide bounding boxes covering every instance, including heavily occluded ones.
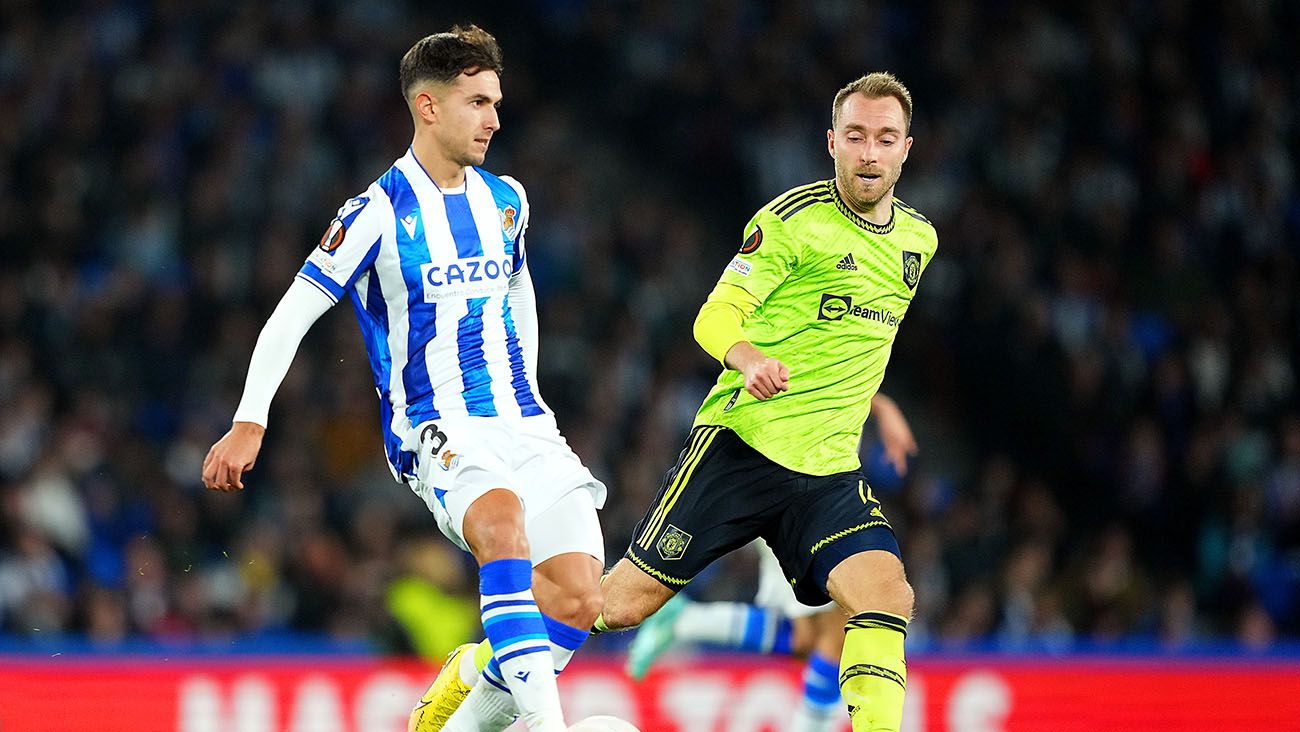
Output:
[0,0,1297,659]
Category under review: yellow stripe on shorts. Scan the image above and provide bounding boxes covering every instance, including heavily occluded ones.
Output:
[637,426,723,550]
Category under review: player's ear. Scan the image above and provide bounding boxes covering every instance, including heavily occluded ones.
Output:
[827,128,836,159]
[902,136,912,164]
[411,87,437,123]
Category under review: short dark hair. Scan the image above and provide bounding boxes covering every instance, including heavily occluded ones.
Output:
[399,25,503,98]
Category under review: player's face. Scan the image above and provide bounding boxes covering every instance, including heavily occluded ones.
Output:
[828,94,912,217]
[432,70,502,168]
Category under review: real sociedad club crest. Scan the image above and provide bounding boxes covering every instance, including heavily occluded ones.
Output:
[500,205,517,238]
[439,449,460,471]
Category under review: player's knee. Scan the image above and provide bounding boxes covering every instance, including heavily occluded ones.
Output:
[546,585,603,630]
[599,593,653,631]
[829,551,915,619]
[464,490,530,562]
[467,519,529,563]
[596,596,634,630]
[861,574,913,620]
[889,576,915,620]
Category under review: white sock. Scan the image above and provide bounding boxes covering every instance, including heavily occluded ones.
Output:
[478,559,566,732]
[791,652,842,732]
[673,601,795,655]
[458,643,482,687]
[442,676,518,732]
[674,601,751,645]
[790,702,840,732]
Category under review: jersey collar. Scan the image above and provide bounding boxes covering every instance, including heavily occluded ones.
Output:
[829,179,896,235]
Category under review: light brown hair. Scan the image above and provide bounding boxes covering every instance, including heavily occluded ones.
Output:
[832,72,913,132]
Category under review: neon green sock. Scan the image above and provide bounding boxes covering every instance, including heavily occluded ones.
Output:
[473,639,494,673]
[840,611,908,732]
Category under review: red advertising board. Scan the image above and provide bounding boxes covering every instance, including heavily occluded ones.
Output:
[0,655,1297,731]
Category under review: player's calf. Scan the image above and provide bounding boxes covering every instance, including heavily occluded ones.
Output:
[462,490,567,732]
[826,550,912,732]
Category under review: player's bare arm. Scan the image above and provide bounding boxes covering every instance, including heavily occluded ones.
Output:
[725,341,790,400]
[870,393,917,475]
[201,421,265,492]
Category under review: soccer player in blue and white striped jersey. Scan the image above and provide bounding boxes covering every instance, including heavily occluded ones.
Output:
[202,26,604,732]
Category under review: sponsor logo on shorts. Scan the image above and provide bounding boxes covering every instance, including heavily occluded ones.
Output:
[657,524,692,561]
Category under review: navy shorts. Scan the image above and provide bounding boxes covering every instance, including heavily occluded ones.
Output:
[624,426,900,606]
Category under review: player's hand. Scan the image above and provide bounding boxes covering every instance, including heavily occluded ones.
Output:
[725,342,790,401]
[871,393,917,475]
[202,421,265,492]
[740,357,790,401]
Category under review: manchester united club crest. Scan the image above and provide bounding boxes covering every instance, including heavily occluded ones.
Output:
[656,524,693,561]
[500,205,517,237]
[902,251,922,290]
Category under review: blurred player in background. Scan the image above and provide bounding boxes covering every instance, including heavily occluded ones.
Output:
[200,26,605,732]
[625,393,918,732]
[429,72,935,732]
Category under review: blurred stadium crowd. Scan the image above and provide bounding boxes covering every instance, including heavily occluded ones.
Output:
[1,0,1297,658]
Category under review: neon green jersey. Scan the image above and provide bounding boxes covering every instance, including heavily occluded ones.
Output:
[694,179,938,475]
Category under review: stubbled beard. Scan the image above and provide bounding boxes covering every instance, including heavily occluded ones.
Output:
[838,165,895,211]
[456,147,486,167]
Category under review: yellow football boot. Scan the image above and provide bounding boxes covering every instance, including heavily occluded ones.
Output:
[409,643,476,732]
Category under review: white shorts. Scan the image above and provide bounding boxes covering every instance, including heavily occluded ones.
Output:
[753,539,835,617]
[409,415,607,565]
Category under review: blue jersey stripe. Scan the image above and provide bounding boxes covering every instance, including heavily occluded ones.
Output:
[445,190,496,416]
[350,273,412,479]
[297,265,344,301]
[477,170,541,416]
[501,297,544,416]
[381,167,440,426]
[457,297,497,416]
[444,193,484,258]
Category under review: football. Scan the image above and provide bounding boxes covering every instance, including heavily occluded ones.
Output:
[566,716,641,732]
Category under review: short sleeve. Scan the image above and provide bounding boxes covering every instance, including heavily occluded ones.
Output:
[297,186,389,303]
[714,208,800,304]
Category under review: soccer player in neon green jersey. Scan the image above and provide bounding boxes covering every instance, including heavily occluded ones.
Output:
[421,72,933,732]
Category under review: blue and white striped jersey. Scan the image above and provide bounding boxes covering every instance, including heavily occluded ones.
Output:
[297,149,551,481]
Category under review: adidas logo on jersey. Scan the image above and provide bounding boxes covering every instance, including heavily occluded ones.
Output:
[836,253,858,271]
